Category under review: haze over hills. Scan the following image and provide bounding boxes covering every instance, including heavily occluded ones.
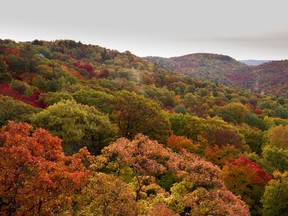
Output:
[144,54,288,97]
[240,60,272,66]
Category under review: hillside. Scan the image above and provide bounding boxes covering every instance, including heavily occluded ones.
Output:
[253,60,288,96]
[228,60,288,96]
[144,53,248,85]
[144,54,288,96]
[1,39,288,215]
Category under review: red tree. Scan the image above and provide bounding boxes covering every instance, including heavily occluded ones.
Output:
[204,144,239,167]
[222,156,272,214]
[0,121,90,215]
[0,83,45,108]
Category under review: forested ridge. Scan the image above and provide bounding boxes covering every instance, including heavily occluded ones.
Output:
[144,54,288,97]
[0,39,287,215]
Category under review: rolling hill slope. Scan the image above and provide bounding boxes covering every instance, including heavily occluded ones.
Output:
[144,54,288,96]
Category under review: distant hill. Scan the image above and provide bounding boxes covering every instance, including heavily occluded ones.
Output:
[144,54,288,96]
[240,60,272,66]
[252,60,288,95]
[144,53,247,86]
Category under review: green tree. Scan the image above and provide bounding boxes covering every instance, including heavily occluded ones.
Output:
[239,125,265,154]
[0,57,11,82]
[72,88,115,113]
[114,91,171,143]
[6,54,28,75]
[32,100,116,154]
[261,171,288,216]
[183,93,199,109]
[41,91,74,105]
[213,102,248,124]
[261,146,288,173]
[245,113,265,130]
[0,95,39,127]
[174,104,187,114]
[275,106,288,119]
[169,113,245,150]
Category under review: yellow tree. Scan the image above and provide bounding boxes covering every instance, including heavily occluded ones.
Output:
[75,173,137,216]
[267,125,288,149]
[97,134,250,216]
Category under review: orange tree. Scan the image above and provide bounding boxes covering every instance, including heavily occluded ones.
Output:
[0,121,90,215]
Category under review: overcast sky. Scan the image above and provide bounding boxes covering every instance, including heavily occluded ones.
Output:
[1,0,288,60]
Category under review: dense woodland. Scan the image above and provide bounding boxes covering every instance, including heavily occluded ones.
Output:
[0,39,287,216]
[144,54,288,97]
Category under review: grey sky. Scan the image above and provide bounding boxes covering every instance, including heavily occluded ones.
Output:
[1,0,287,60]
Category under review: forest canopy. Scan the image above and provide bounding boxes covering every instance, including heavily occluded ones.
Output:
[0,39,288,215]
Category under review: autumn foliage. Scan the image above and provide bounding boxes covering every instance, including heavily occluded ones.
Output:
[167,134,199,152]
[0,122,90,215]
[1,39,287,215]
[0,83,44,108]
[222,156,272,215]
[261,171,288,216]
[204,144,239,167]
[97,134,250,216]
